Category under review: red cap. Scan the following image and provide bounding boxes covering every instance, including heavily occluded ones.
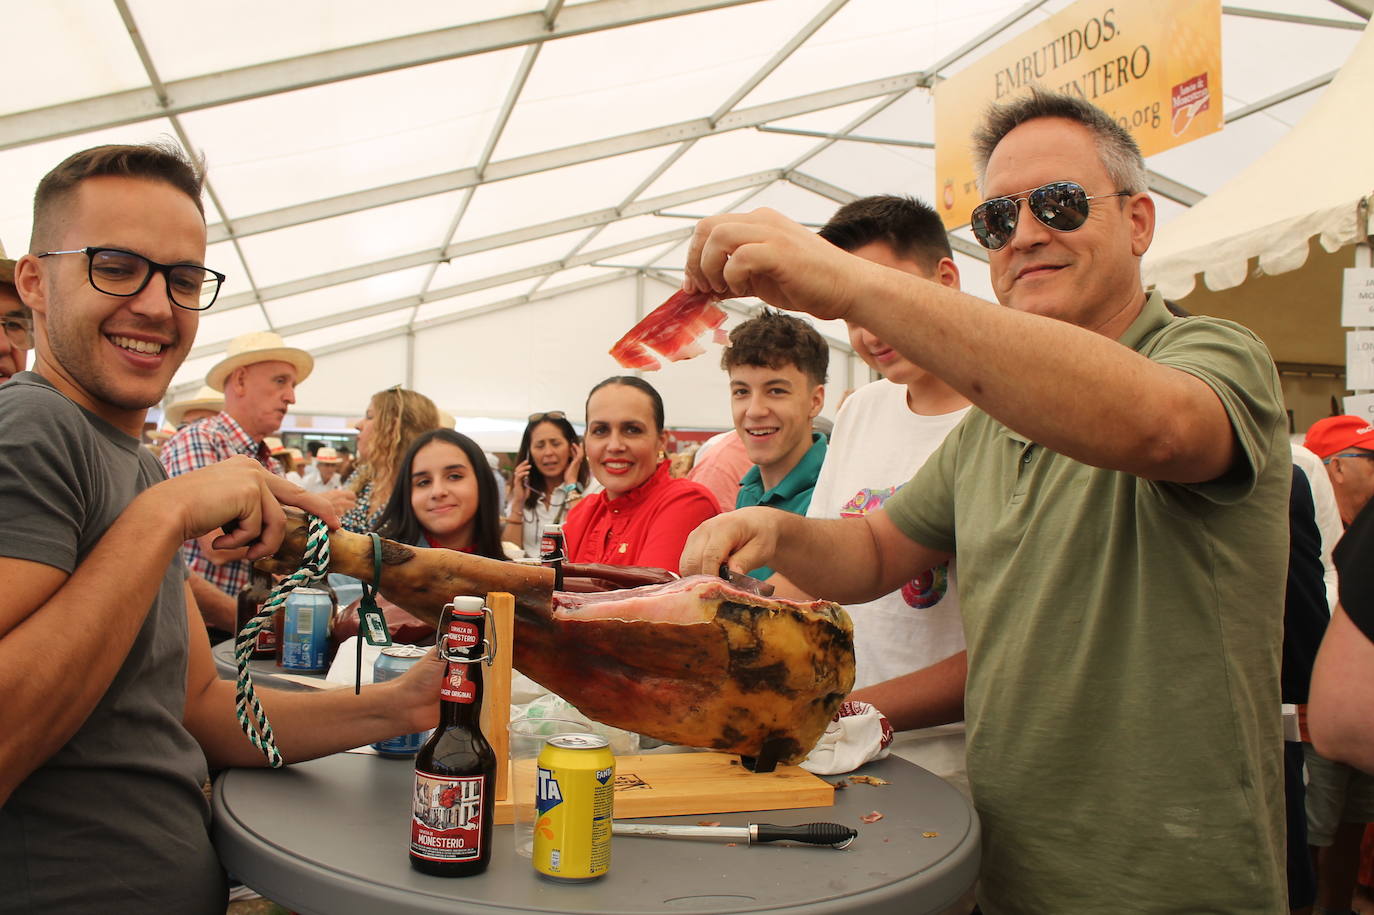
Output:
[1304,415,1374,459]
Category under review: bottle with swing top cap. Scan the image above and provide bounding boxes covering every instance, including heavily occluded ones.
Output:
[410,596,496,876]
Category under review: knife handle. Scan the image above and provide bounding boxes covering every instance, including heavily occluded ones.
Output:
[752,823,857,847]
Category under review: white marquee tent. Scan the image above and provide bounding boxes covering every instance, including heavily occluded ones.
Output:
[1,0,1368,446]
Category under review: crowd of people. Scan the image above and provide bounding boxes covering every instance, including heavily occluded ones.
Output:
[1,86,1372,915]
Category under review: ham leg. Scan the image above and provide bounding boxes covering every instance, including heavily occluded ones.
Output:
[257,513,855,768]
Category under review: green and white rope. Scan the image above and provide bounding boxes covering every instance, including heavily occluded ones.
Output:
[234,515,332,767]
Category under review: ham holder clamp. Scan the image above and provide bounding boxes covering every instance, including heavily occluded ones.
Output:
[257,510,855,772]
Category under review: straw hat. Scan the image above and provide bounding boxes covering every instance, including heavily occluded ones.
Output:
[315,446,342,464]
[206,331,313,392]
[147,424,177,443]
[0,239,16,287]
[164,384,225,426]
[265,436,287,455]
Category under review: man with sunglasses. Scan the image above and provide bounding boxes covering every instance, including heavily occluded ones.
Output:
[0,244,32,385]
[0,144,443,914]
[680,87,1289,912]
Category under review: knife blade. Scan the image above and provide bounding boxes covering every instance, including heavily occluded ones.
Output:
[612,821,855,848]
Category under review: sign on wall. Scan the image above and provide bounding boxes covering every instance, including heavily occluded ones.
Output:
[1349,330,1374,391]
[1342,266,1374,327]
[933,0,1223,229]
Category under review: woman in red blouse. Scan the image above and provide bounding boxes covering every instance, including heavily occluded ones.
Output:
[563,377,720,574]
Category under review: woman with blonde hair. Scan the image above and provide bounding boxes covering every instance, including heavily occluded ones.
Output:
[340,387,441,533]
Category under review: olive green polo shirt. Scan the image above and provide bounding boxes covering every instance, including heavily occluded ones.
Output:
[736,432,828,580]
[885,292,1288,914]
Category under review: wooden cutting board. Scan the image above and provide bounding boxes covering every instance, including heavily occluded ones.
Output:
[494,752,834,825]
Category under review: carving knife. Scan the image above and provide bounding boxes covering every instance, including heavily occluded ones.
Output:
[612,821,856,848]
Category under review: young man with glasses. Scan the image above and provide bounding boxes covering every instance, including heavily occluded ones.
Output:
[679,87,1289,912]
[0,144,444,914]
[0,245,33,385]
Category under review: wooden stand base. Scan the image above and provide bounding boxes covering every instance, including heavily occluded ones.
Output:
[493,751,834,825]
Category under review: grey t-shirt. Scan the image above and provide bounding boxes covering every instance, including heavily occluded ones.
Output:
[0,372,226,913]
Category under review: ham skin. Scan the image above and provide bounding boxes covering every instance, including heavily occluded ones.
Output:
[258,512,854,768]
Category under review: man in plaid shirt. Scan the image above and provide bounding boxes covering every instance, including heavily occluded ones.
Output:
[161,332,329,640]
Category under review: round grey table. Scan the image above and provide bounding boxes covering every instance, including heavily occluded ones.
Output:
[213,752,979,915]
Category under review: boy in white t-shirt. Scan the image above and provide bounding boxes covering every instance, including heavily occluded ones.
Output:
[805,195,973,791]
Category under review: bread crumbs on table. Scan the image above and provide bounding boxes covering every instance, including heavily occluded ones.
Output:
[923,831,940,838]
[848,775,890,786]
[860,811,883,824]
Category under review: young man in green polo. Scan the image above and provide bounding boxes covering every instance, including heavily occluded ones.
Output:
[721,309,828,581]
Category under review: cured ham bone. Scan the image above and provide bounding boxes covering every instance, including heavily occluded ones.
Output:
[257,512,855,770]
[609,288,729,371]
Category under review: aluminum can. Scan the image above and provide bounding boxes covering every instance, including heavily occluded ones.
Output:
[372,645,431,757]
[280,587,331,672]
[532,733,614,882]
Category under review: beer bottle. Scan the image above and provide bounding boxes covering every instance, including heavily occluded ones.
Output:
[410,596,496,877]
[540,523,566,590]
[235,571,276,660]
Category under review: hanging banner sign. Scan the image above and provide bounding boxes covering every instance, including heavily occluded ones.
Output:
[933,0,1223,229]
[1345,393,1374,421]
[1349,330,1374,390]
[1342,266,1374,327]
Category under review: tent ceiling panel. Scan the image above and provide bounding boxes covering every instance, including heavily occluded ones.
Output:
[737,180,855,225]
[177,52,524,215]
[427,228,597,289]
[191,302,273,353]
[2,4,147,116]
[764,98,904,135]
[637,130,820,199]
[491,0,833,161]
[286,335,412,416]
[578,213,693,252]
[411,276,644,421]
[127,0,544,82]
[1142,102,1306,196]
[452,147,667,241]
[802,135,935,203]
[737,0,1032,109]
[1221,14,1362,100]
[531,264,632,294]
[410,278,543,325]
[282,309,414,355]
[262,266,432,328]
[205,241,255,303]
[849,89,935,143]
[234,190,463,288]
[0,118,184,253]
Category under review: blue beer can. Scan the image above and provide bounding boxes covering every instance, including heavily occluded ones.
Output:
[281,587,332,672]
[371,645,431,757]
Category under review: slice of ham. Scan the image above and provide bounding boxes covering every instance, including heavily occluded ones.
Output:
[609,288,729,371]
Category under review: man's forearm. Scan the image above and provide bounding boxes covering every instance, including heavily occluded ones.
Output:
[188,572,238,631]
[848,651,967,732]
[188,677,429,769]
[846,267,1236,482]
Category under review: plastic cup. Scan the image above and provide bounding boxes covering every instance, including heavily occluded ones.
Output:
[507,718,594,859]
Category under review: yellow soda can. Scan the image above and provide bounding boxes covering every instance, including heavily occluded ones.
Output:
[533,733,615,882]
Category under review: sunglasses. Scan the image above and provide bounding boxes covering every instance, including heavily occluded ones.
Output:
[528,411,566,423]
[970,181,1131,251]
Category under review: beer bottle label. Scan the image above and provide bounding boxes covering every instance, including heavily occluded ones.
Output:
[411,771,485,862]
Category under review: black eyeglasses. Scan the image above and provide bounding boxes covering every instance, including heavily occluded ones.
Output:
[528,411,566,423]
[970,182,1131,251]
[2,314,33,350]
[38,246,225,311]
